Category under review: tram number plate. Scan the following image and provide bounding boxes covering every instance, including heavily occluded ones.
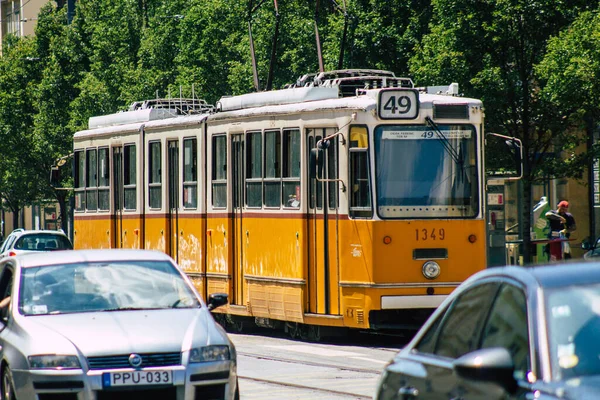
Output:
[103,370,173,387]
[378,89,419,120]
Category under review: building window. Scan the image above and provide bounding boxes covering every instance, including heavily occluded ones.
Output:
[2,0,22,37]
[212,135,227,208]
[123,144,136,210]
[86,148,98,211]
[98,148,110,211]
[183,138,197,209]
[149,141,162,209]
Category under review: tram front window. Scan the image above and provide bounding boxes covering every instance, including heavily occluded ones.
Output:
[374,124,478,218]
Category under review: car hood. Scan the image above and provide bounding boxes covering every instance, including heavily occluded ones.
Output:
[17,308,221,357]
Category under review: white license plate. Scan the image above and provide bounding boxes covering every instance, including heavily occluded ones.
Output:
[103,370,173,387]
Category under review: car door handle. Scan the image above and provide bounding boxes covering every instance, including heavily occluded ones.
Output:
[398,386,419,398]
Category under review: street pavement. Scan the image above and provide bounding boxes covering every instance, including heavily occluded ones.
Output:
[230,331,404,399]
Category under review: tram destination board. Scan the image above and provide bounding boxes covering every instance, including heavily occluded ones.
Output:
[378,88,419,120]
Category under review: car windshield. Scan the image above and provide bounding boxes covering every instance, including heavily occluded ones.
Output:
[546,284,600,380]
[14,234,72,251]
[374,124,478,218]
[18,261,200,315]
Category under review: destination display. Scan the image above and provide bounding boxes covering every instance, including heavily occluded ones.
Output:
[381,129,472,140]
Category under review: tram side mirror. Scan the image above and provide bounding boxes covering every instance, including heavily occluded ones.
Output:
[50,166,60,187]
[309,148,324,179]
[485,133,523,181]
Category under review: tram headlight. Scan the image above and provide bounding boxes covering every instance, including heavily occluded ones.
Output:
[422,261,441,280]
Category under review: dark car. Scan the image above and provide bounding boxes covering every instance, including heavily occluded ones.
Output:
[582,237,600,259]
[375,262,600,400]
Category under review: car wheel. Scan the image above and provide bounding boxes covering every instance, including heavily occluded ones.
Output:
[2,366,17,400]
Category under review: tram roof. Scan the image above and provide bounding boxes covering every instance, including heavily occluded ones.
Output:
[74,112,210,139]
[74,88,483,139]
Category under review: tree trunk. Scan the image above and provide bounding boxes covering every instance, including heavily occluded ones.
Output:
[56,191,67,233]
[11,208,19,230]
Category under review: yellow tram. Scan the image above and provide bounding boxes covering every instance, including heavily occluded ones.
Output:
[73,70,486,336]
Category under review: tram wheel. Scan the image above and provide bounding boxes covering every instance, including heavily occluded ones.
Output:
[308,325,321,342]
[286,322,301,339]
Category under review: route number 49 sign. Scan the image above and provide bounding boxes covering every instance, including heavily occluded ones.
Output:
[378,89,419,120]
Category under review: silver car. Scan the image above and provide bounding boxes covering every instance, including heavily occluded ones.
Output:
[0,249,238,400]
[0,229,73,259]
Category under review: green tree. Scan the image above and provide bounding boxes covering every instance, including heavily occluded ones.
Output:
[0,36,44,227]
[33,4,85,231]
[409,0,591,263]
[537,11,600,181]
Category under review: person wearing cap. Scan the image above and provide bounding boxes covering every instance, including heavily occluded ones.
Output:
[545,200,577,259]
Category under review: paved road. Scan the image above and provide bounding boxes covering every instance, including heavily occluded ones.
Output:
[230,331,406,399]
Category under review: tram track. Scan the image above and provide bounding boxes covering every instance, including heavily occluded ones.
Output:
[238,351,384,375]
[238,375,372,399]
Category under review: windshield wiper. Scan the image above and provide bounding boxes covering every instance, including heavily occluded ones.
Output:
[425,116,463,165]
[102,307,162,312]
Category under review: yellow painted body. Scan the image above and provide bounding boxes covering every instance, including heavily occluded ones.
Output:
[76,211,485,329]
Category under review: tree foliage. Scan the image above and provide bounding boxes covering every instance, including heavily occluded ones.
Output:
[1,0,600,260]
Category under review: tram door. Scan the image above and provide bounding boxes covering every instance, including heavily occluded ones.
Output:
[231,134,245,306]
[112,146,124,248]
[307,128,340,315]
[167,141,180,262]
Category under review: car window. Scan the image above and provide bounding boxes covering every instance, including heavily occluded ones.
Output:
[546,284,600,380]
[19,260,200,315]
[0,265,14,322]
[14,234,72,251]
[432,282,500,359]
[479,283,530,379]
[414,307,447,354]
[1,235,17,253]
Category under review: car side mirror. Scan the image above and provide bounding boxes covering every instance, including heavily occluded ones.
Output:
[453,347,517,394]
[207,293,228,311]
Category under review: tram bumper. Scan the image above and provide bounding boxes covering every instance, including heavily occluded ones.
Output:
[368,295,448,331]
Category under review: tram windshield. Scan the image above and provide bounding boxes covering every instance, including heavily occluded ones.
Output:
[374,124,478,218]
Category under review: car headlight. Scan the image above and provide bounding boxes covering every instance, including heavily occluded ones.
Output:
[189,345,230,363]
[28,355,81,370]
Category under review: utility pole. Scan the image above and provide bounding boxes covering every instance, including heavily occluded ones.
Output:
[67,0,75,24]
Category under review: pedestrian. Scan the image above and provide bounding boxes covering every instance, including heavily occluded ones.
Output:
[545,200,577,259]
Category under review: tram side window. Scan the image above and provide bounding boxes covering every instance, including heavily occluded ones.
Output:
[86,148,98,211]
[183,138,197,209]
[246,131,262,208]
[307,128,338,210]
[349,126,372,218]
[149,141,162,209]
[264,130,281,208]
[212,135,227,208]
[123,144,136,210]
[283,129,300,208]
[327,132,339,210]
[98,148,110,211]
[74,150,85,211]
